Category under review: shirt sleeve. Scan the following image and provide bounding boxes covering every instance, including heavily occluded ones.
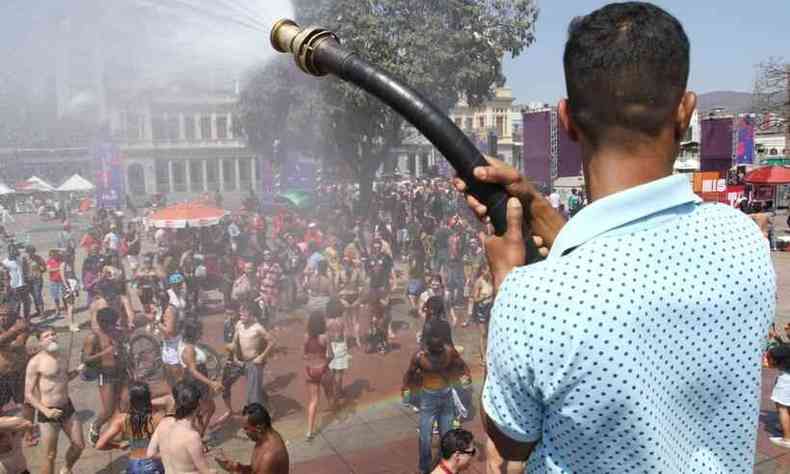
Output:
[481,276,544,444]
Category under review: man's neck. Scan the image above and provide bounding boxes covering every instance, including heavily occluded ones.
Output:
[583,144,675,203]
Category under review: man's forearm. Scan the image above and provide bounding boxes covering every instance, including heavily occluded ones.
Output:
[0,328,21,345]
[25,392,46,413]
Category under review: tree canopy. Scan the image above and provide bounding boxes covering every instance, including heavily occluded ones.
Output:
[753,58,789,141]
[238,0,538,203]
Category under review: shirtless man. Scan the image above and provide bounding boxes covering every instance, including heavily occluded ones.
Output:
[89,267,134,332]
[0,409,32,474]
[82,308,126,446]
[215,403,289,474]
[216,301,276,426]
[147,381,216,474]
[0,303,33,446]
[25,328,84,474]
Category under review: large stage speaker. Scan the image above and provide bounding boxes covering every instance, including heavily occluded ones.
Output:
[522,108,583,192]
[700,117,734,174]
[522,110,552,192]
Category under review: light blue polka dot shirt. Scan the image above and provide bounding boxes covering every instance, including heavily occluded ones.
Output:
[482,174,775,473]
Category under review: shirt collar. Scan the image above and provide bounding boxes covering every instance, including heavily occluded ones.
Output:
[549,174,702,259]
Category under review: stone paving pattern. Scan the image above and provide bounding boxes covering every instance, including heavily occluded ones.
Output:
[6,211,790,473]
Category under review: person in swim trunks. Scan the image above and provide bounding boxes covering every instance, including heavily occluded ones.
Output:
[25,327,84,474]
[216,301,276,428]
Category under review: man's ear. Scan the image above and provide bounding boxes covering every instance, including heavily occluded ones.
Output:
[558,99,579,142]
[675,91,697,141]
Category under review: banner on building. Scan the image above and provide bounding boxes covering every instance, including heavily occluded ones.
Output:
[94,142,124,209]
[260,158,274,195]
[725,184,746,206]
[280,159,318,191]
[436,157,452,177]
[735,116,755,165]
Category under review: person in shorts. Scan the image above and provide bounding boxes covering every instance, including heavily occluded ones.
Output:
[216,301,276,427]
[25,327,85,472]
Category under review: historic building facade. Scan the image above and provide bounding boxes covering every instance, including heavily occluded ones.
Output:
[392,87,524,178]
[110,85,260,199]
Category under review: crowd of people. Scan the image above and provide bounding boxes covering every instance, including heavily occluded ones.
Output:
[0,159,778,474]
[0,173,517,473]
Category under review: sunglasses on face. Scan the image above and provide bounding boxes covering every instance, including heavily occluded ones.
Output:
[457,447,476,456]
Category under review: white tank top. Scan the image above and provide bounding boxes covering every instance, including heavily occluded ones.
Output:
[161,335,182,366]
[177,341,207,367]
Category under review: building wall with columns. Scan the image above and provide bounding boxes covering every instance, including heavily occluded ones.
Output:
[110,86,261,200]
[391,87,524,177]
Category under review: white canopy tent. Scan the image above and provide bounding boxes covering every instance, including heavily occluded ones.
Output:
[0,183,14,195]
[57,174,95,192]
[19,176,55,192]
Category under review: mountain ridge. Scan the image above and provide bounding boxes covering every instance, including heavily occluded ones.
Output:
[696,90,754,114]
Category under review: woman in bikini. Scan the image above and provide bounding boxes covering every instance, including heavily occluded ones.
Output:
[336,253,363,348]
[303,311,333,441]
[306,260,335,315]
[96,381,165,473]
[177,320,222,440]
[83,307,128,446]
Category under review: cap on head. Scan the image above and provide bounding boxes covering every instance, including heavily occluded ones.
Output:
[167,273,185,285]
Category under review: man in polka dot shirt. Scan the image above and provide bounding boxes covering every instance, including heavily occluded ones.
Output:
[454,3,775,473]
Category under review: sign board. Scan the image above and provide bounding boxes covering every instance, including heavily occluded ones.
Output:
[94,142,124,209]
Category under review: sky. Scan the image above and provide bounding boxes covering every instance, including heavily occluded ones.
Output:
[503,0,790,105]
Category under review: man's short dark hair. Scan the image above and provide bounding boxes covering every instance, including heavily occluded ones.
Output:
[36,326,55,339]
[563,2,690,146]
[96,307,118,332]
[440,429,474,460]
[242,402,272,430]
[173,381,201,420]
[325,297,344,319]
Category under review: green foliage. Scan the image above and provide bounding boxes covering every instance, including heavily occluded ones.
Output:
[240,0,538,197]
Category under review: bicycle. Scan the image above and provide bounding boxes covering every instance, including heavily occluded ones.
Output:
[127,327,223,383]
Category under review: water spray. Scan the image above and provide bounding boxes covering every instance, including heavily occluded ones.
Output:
[270,19,544,263]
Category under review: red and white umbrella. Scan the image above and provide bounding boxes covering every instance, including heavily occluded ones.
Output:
[147,202,228,229]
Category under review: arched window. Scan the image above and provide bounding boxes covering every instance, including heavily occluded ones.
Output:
[127,163,146,195]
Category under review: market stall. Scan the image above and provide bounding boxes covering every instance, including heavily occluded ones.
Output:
[744,166,790,208]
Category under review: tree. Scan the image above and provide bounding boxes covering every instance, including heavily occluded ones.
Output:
[240,0,538,211]
[753,58,789,146]
[237,57,325,160]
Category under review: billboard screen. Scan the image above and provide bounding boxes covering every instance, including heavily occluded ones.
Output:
[94,142,124,209]
[735,116,755,165]
[280,159,318,191]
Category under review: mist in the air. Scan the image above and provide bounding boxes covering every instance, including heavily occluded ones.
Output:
[0,0,292,142]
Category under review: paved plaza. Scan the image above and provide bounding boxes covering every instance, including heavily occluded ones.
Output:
[6,211,790,473]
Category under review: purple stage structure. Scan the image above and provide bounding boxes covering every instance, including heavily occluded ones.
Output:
[522,109,583,192]
[558,123,583,178]
[522,110,552,192]
[701,117,734,174]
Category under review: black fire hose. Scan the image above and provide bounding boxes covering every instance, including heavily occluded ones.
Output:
[271,19,544,264]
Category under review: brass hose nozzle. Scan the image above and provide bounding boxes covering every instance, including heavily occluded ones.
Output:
[270,19,339,77]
